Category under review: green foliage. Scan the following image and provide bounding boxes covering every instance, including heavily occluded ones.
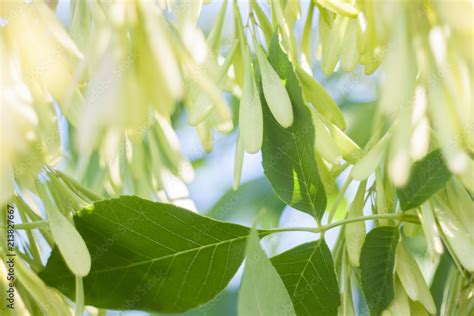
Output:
[271,240,340,316]
[39,196,249,313]
[397,149,452,210]
[360,226,400,316]
[261,35,327,221]
[2,1,472,315]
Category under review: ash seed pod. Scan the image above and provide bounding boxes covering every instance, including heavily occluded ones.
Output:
[350,132,391,180]
[396,243,437,314]
[36,180,91,277]
[254,41,294,128]
[341,18,360,72]
[322,15,349,75]
[233,134,245,190]
[239,54,263,154]
[434,198,474,273]
[345,180,367,267]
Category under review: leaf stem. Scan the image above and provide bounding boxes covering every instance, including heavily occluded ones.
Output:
[75,276,85,316]
[262,213,418,235]
[0,220,48,230]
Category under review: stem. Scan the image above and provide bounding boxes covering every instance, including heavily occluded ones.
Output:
[262,213,418,235]
[17,203,42,268]
[324,213,416,231]
[328,176,352,223]
[75,276,85,316]
[0,220,48,230]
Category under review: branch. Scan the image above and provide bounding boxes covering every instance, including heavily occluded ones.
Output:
[262,213,418,235]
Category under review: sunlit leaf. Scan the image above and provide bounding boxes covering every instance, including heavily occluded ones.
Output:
[261,35,327,220]
[39,196,250,313]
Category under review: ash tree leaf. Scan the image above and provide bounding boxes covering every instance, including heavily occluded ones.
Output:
[261,34,327,220]
[270,239,340,316]
[238,229,296,316]
[360,226,400,316]
[397,149,451,210]
[39,196,250,313]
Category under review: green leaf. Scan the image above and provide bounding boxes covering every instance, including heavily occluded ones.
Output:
[39,196,249,313]
[271,239,340,316]
[360,226,399,316]
[261,34,327,220]
[397,149,452,210]
[238,229,296,316]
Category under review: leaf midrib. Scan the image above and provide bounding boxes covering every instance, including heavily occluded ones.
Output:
[377,231,398,307]
[292,132,318,218]
[402,156,447,208]
[46,235,248,280]
[265,114,319,218]
[363,229,398,313]
[290,243,327,314]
